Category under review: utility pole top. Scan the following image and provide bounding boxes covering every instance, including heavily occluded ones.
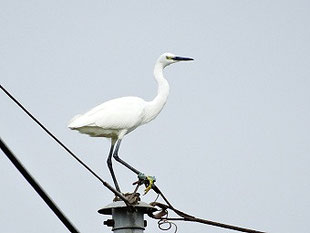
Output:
[98,200,157,233]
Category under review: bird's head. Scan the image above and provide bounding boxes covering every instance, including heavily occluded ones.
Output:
[157,52,194,67]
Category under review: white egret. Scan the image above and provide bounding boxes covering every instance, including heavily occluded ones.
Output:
[68,53,193,192]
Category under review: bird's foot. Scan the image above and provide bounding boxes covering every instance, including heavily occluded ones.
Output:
[137,173,156,195]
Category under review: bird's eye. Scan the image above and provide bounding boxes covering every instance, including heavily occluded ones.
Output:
[166,56,172,60]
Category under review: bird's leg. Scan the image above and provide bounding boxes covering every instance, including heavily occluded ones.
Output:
[107,143,121,192]
[113,139,141,175]
[113,139,155,194]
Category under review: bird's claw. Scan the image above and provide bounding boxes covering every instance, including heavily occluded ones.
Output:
[138,173,156,195]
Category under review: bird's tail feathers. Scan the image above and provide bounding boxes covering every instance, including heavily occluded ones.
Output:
[68,114,82,129]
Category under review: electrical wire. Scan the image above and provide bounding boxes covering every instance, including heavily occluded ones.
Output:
[1,84,266,233]
[158,217,178,233]
[149,186,266,233]
[0,84,129,205]
[0,138,80,233]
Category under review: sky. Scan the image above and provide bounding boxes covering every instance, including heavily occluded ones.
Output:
[1,0,310,232]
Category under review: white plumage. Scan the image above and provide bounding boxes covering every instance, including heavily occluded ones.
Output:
[68,52,193,192]
[68,96,146,139]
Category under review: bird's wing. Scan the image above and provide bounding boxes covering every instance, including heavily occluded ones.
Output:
[68,97,146,130]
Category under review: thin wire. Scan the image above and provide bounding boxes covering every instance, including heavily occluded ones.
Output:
[158,217,178,233]
[1,84,266,233]
[0,138,80,233]
[149,188,267,233]
[0,84,129,205]
[153,193,160,203]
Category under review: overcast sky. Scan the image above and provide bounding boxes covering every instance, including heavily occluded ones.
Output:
[1,1,309,233]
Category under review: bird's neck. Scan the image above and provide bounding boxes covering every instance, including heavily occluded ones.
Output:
[143,63,170,124]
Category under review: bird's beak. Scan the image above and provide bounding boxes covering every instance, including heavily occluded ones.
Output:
[173,56,194,61]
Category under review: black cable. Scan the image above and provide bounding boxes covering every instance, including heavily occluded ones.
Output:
[0,84,129,205]
[150,191,267,233]
[0,138,80,233]
[1,84,266,232]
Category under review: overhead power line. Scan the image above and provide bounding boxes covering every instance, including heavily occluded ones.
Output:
[0,84,129,205]
[1,84,266,233]
[0,138,80,233]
